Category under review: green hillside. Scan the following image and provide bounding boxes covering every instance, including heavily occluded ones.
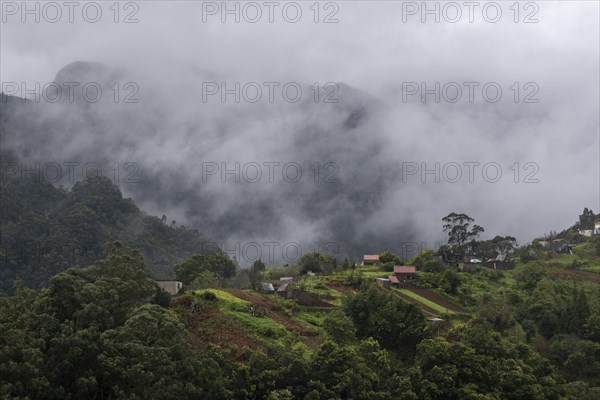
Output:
[0,152,218,294]
[1,168,599,399]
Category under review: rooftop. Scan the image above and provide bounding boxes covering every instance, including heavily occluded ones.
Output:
[394,265,417,274]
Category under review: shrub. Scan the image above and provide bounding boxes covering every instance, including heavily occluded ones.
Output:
[260,326,277,338]
[201,291,217,301]
[192,300,204,314]
[381,262,395,272]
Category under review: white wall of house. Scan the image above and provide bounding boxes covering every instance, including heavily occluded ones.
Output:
[157,281,183,296]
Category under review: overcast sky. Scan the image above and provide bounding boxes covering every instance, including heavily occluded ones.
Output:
[1,1,599,261]
[2,1,598,88]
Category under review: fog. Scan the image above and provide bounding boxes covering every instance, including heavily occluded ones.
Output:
[1,1,599,265]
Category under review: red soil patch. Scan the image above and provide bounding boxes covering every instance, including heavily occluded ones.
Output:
[289,291,337,307]
[326,281,358,295]
[404,283,467,313]
[187,305,269,360]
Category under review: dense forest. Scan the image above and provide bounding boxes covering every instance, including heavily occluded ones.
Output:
[2,239,599,399]
[0,151,218,294]
[0,243,580,399]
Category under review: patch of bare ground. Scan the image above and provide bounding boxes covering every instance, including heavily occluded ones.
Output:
[326,281,358,295]
[186,305,270,360]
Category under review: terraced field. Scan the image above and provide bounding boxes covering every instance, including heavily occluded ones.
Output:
[224,289,322,348]
[403,283,467,313]
[390,290,438,315]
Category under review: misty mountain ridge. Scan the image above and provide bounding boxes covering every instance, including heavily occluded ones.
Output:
[2,61,585,266]
[2,61,412,265]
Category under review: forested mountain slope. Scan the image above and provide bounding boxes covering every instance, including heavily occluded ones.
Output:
[0,151,217,293]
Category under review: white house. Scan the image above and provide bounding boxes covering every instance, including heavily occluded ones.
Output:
[260,282,275,294]
[156,280,183,296]
[578,217,600,236]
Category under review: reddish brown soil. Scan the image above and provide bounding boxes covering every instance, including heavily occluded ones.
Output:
[290,292,337,307]
[326,281,358,295]
[187,305,269,360]
[404,283,467,313]
[225,289,321,349]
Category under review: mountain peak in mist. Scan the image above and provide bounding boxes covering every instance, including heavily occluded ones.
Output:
[53,61,124,85]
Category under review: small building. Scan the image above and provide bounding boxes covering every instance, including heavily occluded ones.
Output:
[260,282,275,294]
[551,239,569,253]
[277,281,292,296]
[579,229,593,237]
[458,262,478,273]
[388,275,400,286]
[594,219,600,235]
[280,277,294,283]
[156,280,183,296]
[376,278,391,288]
[394,265,417,281]
[362,254,380,265]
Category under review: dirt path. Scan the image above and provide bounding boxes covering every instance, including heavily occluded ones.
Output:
[225,289,321,349]
[404,283,467,313]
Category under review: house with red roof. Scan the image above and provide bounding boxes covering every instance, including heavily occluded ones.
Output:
[388,275,400,286]
[362,254,380,265]
[393,265,416,281]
